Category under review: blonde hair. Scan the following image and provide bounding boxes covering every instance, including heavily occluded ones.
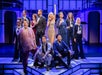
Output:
[48,12,53,18]
[48,12,55,21]
[75,17,81,25]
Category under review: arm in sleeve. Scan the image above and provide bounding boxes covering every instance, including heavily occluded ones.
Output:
[63,41,70,50]
[73,25,77,38]
[56,19,60,28]
[53,42,60,56]
[42,17,47,31]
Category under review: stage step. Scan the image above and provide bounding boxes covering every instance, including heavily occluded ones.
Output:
[14,67,44,75]
[14,69,23,75]
[1,57,102,75]
[90,74,102,75]
[70,69,90,75]
[14,69,34,75]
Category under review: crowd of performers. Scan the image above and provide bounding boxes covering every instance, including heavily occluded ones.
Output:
[12,9,85,74]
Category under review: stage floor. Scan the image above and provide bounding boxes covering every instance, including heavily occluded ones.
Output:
[0,57,102,75]
[0,44,102,57]
[0,44,102,74]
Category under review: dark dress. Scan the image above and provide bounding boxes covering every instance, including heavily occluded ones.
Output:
[31,21,36,35]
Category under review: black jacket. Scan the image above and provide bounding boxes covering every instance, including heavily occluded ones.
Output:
[74,24,83,39]
[36,16,46,34]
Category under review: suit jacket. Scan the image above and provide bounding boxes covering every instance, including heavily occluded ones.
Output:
[74,24,83,39]
[66,19,75,27]
[36,16,46,34]
[13,27,21,45]
[53,40,69,56]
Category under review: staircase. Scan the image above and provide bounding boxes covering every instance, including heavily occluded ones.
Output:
[0,57,102,75]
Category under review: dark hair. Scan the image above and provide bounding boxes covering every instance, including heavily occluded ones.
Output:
[23,19,27,21]
[17,18,22,21]
[32,14,37,21]
[23,10,27,14]
[38,9,43,13]
[42,35,47,39]
[23,19,29,24]
[56,34,61,38]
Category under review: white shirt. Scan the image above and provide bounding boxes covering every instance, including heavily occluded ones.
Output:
[77,25,82,34]
[70,21,73,27]
[16,27,21,35]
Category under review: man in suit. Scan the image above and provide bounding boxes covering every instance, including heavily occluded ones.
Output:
[36,9,46,46]
[53,34,71,68]
[12,18,22,62]
[73,17,85,59]
[34,36,52,71]
[21,10,30,27]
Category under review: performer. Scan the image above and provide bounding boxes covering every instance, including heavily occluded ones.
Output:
[12,18,22,62]
[34,36,52,71]
[36,9,46,46]
[30,14,37,35]
[47,12,55,45]
[66,12,75,50]
[56,12,67,44]
[19,19,37,74]
[73,17,85,59]
[53,34,71,68]
[21,10,30,27]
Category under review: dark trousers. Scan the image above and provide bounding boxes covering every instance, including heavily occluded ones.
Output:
[67,28,74,50]
[54,51,70,68]
[22,49,37,73]
[74,37,85,59]
[13,43,23,61]
[36,31,44,46]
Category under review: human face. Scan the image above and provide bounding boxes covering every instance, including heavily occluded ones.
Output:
[68,13,73,19]
[17,20,21,27]
[42,36,46,43]
[59,12,64,18]
[23,21,28,29]
[57,35,62,42]
[22,10,26,17]
[77,18,81,25]
[32,15,35,20]
[38,10,42,16]
[49,13,53,21]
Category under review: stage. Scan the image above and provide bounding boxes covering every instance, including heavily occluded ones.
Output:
[0,44,102,75]
[0,57,102,75]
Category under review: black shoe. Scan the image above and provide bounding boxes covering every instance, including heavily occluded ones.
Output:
[19,60,22,63]
[68,65,72,68]
[81,57,86,59]
[46,66,50,71]
[73,57,79,60]
[39,62,44,68]
[24,71,27,75]
[12,59,18,62]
